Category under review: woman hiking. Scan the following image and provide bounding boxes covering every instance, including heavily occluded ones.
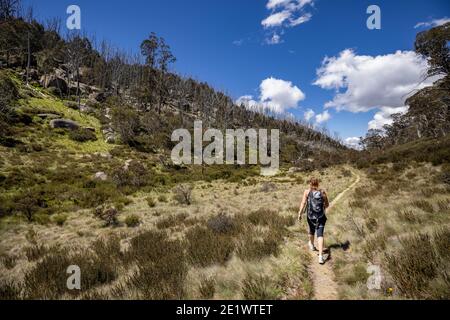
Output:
[298,177,330,264]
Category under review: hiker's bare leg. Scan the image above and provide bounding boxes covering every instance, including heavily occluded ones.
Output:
[318,237,324,256]
[309,234,315,246]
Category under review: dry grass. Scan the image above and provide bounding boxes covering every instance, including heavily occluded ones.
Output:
[330,163,450,300]
[0,165,354,300]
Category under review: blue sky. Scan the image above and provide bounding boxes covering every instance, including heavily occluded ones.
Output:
[24,0,450,145]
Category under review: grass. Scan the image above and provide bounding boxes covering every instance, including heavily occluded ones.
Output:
[331,163,450,300]
[0,160,354,300]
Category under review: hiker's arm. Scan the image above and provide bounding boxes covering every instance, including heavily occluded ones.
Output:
[323,190,330,209]
[298,191,307,220]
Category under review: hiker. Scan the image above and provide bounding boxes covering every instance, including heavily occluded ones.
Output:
[298,177,330,264]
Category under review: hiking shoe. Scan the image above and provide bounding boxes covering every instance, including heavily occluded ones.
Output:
[308,242,317,252]
[319,255,325,264]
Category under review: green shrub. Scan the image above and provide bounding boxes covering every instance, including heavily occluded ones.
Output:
[384,233,439,299]
[237,231,283,261]
[157,194,168,203]
[69,128,97,142]
[185,226,234,267]
[246,209,294,229]
[125,214,141,227]
[207,213,236,235]
[146,196,156,208]
[156,213,187,229]
[32,212,51,225]
[126,230,187,299]
[24,248,117,299]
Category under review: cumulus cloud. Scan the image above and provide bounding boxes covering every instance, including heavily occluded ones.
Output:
[236,77,305,114]
[304,108,315,121]
[414,17,450,29]
[368,106,409,130]
[315,110,331,124]
[344,137,362,150]
[313,49,438,130]
[262,0,315,43]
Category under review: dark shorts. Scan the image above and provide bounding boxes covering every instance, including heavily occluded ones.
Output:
[307,216,327,237]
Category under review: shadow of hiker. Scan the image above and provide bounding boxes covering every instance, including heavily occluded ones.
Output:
[327,240,351,252]
[319,241,350,264]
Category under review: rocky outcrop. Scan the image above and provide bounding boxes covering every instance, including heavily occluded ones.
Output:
[49,119,79,130]
[102,127,116,144]
[40,74,68,95]
[94,172,108,181]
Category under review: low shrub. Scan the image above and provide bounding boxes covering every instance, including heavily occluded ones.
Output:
[126,230,187,299]
[94,205,119,227]
[173,184,193,205]
[198,278,215,299]
[185,226,234,267]
[24,248,117,299]
[384,233,440,299]
[125,214,141,228]
[69,128,97,142]
[156,213,188,229]
[146,196,156,208]
[242,274,281,300]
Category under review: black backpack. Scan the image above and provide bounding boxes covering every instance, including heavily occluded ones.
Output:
[307,190,325,222]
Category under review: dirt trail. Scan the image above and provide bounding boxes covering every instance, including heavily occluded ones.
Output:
[308,172,361,300]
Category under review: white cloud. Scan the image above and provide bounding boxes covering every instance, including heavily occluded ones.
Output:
[262,10,291,28]
[368,106,409,130]
[315,110,331,124]
[262,0,315,43]
[260,77,305,112]
[290,13,312,26]
[313,49,439,129]
[414,17,450,29]
[304,108,315,121]
[236,95,259,109]
[344,137,362,150]
[237,77,305,114]
[266,33,283,45]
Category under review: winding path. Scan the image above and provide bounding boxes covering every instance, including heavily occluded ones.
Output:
[308,172,361,300]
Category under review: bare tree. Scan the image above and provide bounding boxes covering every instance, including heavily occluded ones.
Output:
[0,0,21,21]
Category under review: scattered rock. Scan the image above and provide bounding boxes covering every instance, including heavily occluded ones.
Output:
[94,172,108,181]
[49,119,79,130]
[85,127,96,133]
[93,152,112,159]
[288,167,302,174]
[79,104,94,113]
[21,68,40,81]
[123,159,133,171]
[89,91,109,103]
[40,75,68,95]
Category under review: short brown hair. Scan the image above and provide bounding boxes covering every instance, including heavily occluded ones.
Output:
[309,177,320,187]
